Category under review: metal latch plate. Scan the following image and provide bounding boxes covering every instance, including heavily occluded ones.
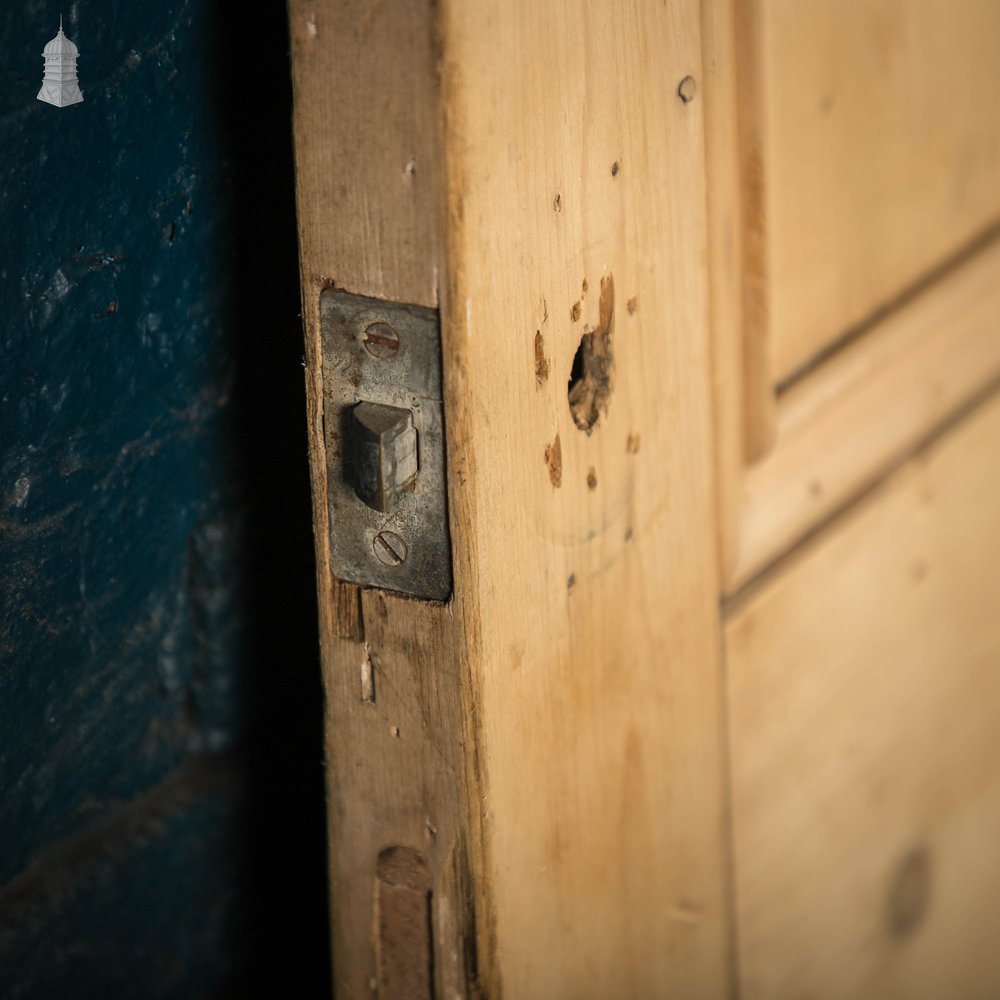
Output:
[320,288,452,601]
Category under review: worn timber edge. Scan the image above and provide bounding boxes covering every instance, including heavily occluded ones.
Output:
[701,0,745,581]
[733,0,778,462]
[287,1,492,996]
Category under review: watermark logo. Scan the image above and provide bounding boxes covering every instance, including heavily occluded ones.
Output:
[37,16,83,108]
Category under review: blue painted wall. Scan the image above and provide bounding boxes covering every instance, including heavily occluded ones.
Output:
[1,2,328,995]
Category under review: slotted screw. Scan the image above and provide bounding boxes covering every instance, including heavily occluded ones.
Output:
[362,322,400,359]
[373,530,407,567]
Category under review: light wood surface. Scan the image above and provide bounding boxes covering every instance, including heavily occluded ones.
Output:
[758,0,1000,384]
[726,389,1000,998]
[729,236,1000,591]
[289,0,443,309]
[288,3,478,997]
[733,0,779,461]
[289,2,1000,996]
[290,0,733,995]
[702,0,745,579]
[438,1,732,994]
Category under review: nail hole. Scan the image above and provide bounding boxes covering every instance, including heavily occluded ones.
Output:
[677,75,697,103]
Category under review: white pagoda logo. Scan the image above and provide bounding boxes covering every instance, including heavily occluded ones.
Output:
[37,17,83,108]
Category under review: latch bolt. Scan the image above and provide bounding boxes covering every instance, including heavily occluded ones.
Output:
[350,402,419,513]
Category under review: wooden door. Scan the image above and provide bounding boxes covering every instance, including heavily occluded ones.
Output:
[287,1,1000,996]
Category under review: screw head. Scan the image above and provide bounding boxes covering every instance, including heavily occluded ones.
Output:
[373,530,408,567]
[362,322,400,359]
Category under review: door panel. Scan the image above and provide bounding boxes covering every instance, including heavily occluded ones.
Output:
[730,238,1000,589]
[289,2,1000,996]
[726,392,1000,998]
[759,0,1000,384]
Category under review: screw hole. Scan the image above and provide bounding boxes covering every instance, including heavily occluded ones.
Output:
[677,75,697,103]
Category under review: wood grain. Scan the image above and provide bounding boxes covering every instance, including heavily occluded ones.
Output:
[290,0,734,995]
[288,0,443,309]
[438,1,732,994]
[728,236,1000,591]
[725,389,1000,998]
[288,3,477,996]
[759,0,1000,384]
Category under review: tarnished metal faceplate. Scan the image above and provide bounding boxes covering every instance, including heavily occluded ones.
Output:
[320,288,452,601]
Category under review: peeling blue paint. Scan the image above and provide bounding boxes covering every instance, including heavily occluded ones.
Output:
[1,2,328,994]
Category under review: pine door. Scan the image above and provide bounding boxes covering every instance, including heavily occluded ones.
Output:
[288,1,1000,996]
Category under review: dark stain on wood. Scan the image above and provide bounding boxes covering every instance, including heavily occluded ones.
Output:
[545,433,562,487]
[534,331,550,387]
[886,845,932,941]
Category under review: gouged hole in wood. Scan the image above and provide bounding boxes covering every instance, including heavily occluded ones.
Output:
[568,274,615,433]
[375,847,433,999]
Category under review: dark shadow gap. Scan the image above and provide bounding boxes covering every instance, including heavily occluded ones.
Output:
[205,2,329,994]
